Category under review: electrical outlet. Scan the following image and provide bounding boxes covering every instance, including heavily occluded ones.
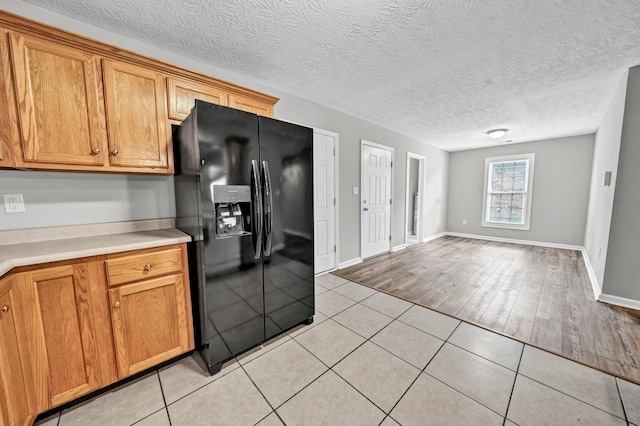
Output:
[3,194,26,213]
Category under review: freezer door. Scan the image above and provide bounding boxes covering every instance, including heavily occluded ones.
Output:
[259,117,315,339]
[195,102,265,369]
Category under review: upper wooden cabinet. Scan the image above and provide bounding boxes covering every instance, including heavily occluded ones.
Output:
[0,32,14,169]
[103,60,171,171]
[167,77,228,120]
[0,276,36,426]
[8,32,108,167]
[0,10,279,175]
[228,93,274,117]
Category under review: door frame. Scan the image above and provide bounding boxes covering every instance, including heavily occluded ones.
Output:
[313,127,340,275]
[360,139,394,259]
[404,152,426,247]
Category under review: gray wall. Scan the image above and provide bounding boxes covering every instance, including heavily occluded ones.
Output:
[603,66,640,300]
[584,72,628,290]
[273,98,449,261]
[0,1,450,263]
[0,171,174,230]
[447,135,594,246]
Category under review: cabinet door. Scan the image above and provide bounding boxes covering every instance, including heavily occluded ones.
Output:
[0,30,14,168]
[103,60,171,171]
[167,77,228,121]
[109,274,190,378]
[228,93,274,117]
[8,32,107,167]
[19,264,106,409]
[0,276,35,426]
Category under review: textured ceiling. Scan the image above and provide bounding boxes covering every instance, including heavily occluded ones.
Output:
[22,0,640,151]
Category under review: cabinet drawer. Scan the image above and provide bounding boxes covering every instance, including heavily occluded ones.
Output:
[105,247,183,286]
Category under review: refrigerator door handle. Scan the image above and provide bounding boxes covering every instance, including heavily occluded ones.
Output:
[262,160,273,256]
[251,160,263,259]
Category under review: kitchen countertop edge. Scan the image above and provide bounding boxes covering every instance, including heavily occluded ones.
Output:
[0,228,192,278]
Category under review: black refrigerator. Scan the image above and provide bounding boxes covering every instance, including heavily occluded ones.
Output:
[174,101,314,374]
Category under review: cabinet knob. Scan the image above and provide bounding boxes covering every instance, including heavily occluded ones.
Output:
[91,148,100,155]
[1,305,8,313]
[111,149,119,155]
[144,264,152,271]
[114,301,120,308]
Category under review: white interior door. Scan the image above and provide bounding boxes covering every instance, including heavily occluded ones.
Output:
[313,130,337,273]
[361,142,393,258]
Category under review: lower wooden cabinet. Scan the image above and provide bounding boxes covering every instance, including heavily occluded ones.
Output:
[0,243,193,422]
[0,275,35,426]
[109,274,191,377]
[17,262,115,410]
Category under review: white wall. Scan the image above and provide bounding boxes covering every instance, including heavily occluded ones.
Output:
[0,2,450,262]
[602,66,640,301]
[583,72,628,292]
[447,135,594,246]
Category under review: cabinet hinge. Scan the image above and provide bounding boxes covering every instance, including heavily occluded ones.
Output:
[333,198,336,205]
[390,161,393,167]
[334,245,337,253]
[389,235,392,241]
[390,199,392,205]
[333,148,336,156]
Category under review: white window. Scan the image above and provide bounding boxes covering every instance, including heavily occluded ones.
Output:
[481,153,535,230]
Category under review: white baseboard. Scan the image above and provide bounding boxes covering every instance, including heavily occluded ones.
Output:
[338,257,362,269]
[598,293,640,310]
[423,232,447,243]
[580,248,602,301]
[392,244,406,252]
[445,232,583,251]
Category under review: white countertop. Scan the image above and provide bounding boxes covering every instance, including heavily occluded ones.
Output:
[0,226,191,277]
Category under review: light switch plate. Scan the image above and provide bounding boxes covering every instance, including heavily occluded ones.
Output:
[3,194,26,213]
[353,187,359,195]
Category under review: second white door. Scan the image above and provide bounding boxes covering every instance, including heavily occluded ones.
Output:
[314,129,337,274]
[361,141,393,259]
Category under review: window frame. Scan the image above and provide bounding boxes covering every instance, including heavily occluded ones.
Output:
[481,153,535,230]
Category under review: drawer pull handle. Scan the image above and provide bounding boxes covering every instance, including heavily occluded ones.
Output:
[111,149,119,156]
[91,148,100,155]
[114,301,120,308]
[144,264,152,271]
[1,305,8,313]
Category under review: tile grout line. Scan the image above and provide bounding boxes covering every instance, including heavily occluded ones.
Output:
[381,321,461,424]
[614,378,630,425]
[517,346,629,421]
[280,310,419,419]
[237,358,288,425]
[502,341,526,425]
[156,370,173,426]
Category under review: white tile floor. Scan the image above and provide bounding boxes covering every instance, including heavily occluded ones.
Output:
[36,274,640,426]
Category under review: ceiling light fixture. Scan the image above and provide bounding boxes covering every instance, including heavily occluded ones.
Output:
[487,129,508,139]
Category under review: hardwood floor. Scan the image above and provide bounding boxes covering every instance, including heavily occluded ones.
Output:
[334,236,640,384]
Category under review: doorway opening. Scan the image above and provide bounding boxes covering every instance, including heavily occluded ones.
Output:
[405,152,425,246]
